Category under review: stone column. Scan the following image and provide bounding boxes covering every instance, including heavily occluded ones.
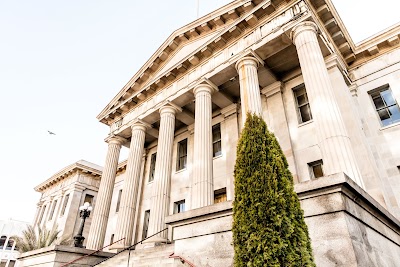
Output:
[191,83,215,209]
[113,121,148,248]
[86,136,125,250]
[292,21,363,187]
[147,103,181,242]
[235,56,262,124]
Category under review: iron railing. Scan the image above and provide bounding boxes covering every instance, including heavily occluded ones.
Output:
[60,237,125,267]
[92,228,168,267]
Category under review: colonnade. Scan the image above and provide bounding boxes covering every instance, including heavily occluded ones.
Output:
[86,21,362,250]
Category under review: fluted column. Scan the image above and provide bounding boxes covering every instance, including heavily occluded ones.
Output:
[191,84,215,209]
[147,103,181,242]
[292,21,363,187]
[113,121,149,248]
[86,136,125,250]
[235,56,262,124]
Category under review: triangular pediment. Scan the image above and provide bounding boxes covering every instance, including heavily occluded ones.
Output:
[98,0,269,124]
[153,29,224,80]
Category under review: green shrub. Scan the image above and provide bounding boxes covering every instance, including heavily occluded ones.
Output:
[232,114,315,267]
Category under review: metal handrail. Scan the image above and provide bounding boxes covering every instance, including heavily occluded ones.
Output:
[60,237,125,267]
[92,228,169,266]
[169,253,196,267]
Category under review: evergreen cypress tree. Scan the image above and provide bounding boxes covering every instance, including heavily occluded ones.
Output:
[232,113,315,267]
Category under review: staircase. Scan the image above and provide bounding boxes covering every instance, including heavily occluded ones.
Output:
[96,244,188,267]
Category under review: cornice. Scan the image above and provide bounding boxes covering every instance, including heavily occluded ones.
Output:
[97,0,278,126]
[34,160,103,193]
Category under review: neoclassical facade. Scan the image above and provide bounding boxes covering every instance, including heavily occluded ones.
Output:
[27,0,400,266]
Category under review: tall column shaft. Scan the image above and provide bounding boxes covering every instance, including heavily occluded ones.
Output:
[235,56,262,124]
[86,136,124,250]
[191,84,214,209]
[147,104,179,241]
[292,21,363,187]
[113,122,147,248]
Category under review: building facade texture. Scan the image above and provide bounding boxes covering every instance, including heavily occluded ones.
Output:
[30,0,400,266]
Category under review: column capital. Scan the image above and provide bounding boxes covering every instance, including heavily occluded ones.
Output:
[106,135,127,146]
[291,21,318,42]
[235,56,260,71]
[130,119,151,132]
[159,101,182,115]
[193,78,218,96]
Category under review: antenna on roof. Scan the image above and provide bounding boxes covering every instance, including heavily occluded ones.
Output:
[196,0,200,18]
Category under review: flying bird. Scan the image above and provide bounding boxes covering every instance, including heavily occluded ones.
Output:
[48,131,56,135]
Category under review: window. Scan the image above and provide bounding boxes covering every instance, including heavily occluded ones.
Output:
[84,194,94,205]
[214,188,227,204]
[148,153,157,182]
[212,124,222,157]
[174,200,185,214]
[115,190,122,212]
[48,200,58,221]
[308,160,324,179]
[294,85,312,123]
[110,234,114,245]
[60,194,69,216]
[371,86,400,126]
[142,210,150,240]
[6,239,14,250]
[0,236,6,250]
[176,139,188,171]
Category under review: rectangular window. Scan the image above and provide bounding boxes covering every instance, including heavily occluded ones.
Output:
[115,190,122,212]
[60,194,69,216]
[48,200,58,221]
[214,188,227,204]
[308,160,324,179]
[110,234,114,245]
[148,153,157,182]
[84,194,94,205]
[294,85,313,123]
[176,139,188,171]
[142,210,150,240]
[212,124,222,157]
[371,86,400,126]
[174,200,185,214]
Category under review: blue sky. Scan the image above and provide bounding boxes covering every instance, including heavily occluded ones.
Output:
[0,0,398,222]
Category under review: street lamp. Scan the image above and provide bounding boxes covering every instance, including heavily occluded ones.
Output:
[73,202,93,248]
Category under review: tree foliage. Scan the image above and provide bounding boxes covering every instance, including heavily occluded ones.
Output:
[232,114,315,267]
[12,225,70,253]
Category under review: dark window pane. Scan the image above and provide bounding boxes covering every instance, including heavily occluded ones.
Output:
[177,139,188,170]
[297,94,307,106]
[212,124,222,157]
[373,96,385,109]
[388,105,400,121]
[377,108,390,120]
[299,105,312,122]
[142,210,150,240]
[115,190,122,212]
[312,165,324,178]
[149,153,157,182]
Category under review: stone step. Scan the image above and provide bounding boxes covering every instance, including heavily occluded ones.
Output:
[96,244,184,267]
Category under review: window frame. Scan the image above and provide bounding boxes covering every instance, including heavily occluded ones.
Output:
[48,199,58,221]
[174,200,186,214]
[308,160,324,179]
[214,188,227,204]
[115,189,122,213]
[60,194,70,217]
[142,210,150,240]
[176,139,188,171]
[212,123,222,157]
[148,153,157,182]
[370,85,400,127]
[293,84,313,124]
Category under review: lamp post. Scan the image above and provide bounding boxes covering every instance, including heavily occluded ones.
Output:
[73,202,92,248]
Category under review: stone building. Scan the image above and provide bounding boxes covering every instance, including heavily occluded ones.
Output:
[33,160,102,245]
[19,0,400,266]
[0,219,29,267]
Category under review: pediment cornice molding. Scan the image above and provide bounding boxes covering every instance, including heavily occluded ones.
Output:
[97,0,284,125]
